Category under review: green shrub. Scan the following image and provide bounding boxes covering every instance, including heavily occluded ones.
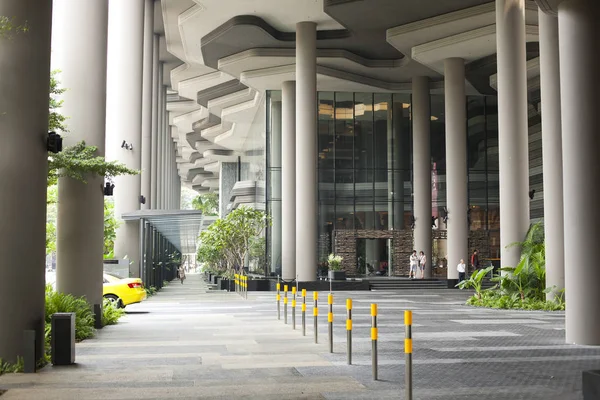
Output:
[44,285,95,341]
[144,286,157,296]
[102,298,125,326]
[0,357,24,375]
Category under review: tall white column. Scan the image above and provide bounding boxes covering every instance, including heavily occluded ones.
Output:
[282,81,296,280]
[0,0,52,363]
[150,35,159,208]
[270,100,283,276]
[444,59,468,280]
[558,0,600,345]
[412,76,432,278]
[53,0,108,307]
[140,0,153,210]
[495,0,530,271]
[295,22,317,282]
[539,10,564,301]
[156,76,164,209]
[106,0,144,274]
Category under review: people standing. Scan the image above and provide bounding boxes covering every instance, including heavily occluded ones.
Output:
[409,250,418,279]
[470,249,480,273]
[418,251,427,279]
[457,258,466,282]
[178,265,186,284]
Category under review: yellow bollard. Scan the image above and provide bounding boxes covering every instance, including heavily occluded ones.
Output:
[292,287,297,330]
[301,289,307,336]
[235,274,239,293]
[346,298,352,365]
[328,293,333,353]
[405,310,413,400]
[276,282,281,320]
[371,303,378,380]
[313,291,319,344]
[284,285,289,324]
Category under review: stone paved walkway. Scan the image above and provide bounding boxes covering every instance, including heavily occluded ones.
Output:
[0,274,597,399]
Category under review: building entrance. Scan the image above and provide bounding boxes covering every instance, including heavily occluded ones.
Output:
[356,238,392,277]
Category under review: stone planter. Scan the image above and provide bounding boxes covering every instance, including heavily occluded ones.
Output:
[328,270,346,281]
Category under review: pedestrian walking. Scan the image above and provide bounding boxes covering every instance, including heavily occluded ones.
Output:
[418,251,427,279]
[409,250,418,279]
[457,258,466,282]
[470,249,480,273]
[178,265,186,284]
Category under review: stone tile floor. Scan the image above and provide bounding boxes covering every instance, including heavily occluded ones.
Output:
[0,274,597,399]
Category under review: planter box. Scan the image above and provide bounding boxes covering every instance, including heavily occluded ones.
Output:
[247,279,271,291]
[328,270,346,281]
[218,278,234,291]
[583,370,600,400]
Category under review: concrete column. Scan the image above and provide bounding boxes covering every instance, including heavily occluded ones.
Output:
[539,10,564,301]
[444,58,468,280]
[557,0,600,345]
[156,79,164,209]
[165,135,171,209]
[282,81,297,280]
[161,108,168,209]
[53,0,108,307]
[140,0,153,210]
[295,22,317,282]
[106,0,144,274]
[150,35,159,209]
[390,101,407,230]
[0,0,52,363]
[270,100,283,277]
[495,0,530,271]
[412,76,432,278]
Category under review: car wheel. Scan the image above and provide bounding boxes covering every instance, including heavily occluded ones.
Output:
[103,294,123,308]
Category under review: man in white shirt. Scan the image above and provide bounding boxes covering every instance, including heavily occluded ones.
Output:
[457,259,466,282]
[409,250,418,279]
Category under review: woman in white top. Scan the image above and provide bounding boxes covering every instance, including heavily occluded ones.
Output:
[457,259,466,282]
[418,251,427,279]
[409,250,418,279]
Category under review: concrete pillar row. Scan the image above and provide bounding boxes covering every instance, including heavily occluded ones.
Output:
[495,0,530,272]
[150,35,159,209]
[295,22,317,282]
[444,58,468,280]
[281,81,296,280]
[538,10,564,301]
[140,0,154,210]
[0,0,52,363]
[557,0,600,345]
[106,0,145,275]
[412,76,432,278]
[53,0,108,307]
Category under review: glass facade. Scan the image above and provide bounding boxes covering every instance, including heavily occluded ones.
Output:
[265,90,505,276]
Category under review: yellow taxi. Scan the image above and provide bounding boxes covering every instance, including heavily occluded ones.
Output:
[103,273,146,308]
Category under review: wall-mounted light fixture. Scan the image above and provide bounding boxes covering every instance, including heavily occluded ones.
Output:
[103,181,115,196]
[410,215,416,230]
[139,195,146,205]
[442,207,449,224]
[121,140,133,151]
[529,189,535,200]
[47,131,63,153]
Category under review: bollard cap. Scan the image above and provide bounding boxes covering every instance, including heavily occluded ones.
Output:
[404,310,412,325]
[302,289,306,296]
[284,285,288,292]
[328,293,333,304]
[370,303,377,316]
[276,283,280,290]
[314,291,318,300]
[292,287,296,294]
[346,298,352,309]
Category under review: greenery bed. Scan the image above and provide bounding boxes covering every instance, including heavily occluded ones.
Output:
[458,222,564,312]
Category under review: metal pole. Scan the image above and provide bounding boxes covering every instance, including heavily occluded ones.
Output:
[292,287,297,330]
[405,310,413,400]
[302,288,306,336]
[276,282,281,320]
[284,285,289,324]
[245,275,248,300]
[371,303,378,381]
[313,291,319,344]
[346,298,352,365]
[235,274,239,294]
[328,293,333,353]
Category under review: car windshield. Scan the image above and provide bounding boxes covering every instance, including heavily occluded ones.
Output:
[104,272,126,281]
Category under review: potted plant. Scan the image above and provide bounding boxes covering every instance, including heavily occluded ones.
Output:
[327,253,345,280]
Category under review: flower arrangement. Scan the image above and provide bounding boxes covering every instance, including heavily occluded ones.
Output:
[327,253,343,271]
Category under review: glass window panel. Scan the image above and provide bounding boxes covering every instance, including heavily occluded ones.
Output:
[354,93,373,171]
[318,92,335,170]
[334,93,354,170]
[335,198,354,230]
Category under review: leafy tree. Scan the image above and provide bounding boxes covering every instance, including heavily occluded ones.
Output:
[103,199,119,258]
[197,206,271,277]
[191,192,219,216]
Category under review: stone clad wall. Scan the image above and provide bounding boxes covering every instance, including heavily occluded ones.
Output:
[333,229,414,276]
